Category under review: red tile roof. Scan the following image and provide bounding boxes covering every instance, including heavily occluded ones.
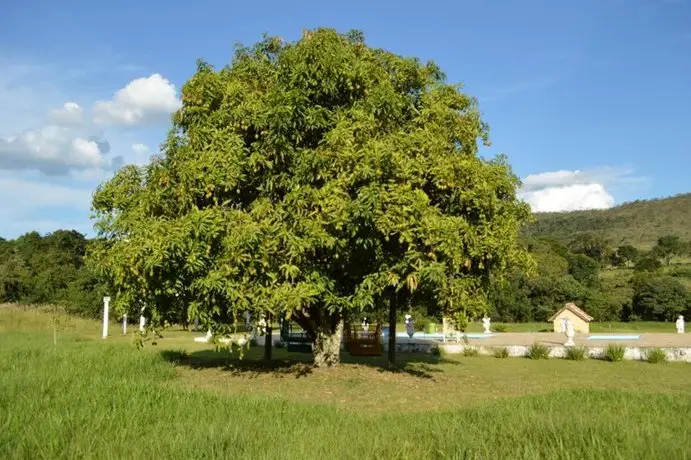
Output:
[549,303,594,322]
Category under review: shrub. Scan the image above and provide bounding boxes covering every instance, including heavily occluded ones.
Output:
[646,348,667,364]
[494,324,507,333]
[431,345,445,357]
[565,345,587,361]
[413,318,427,331]
[462,346,479,357]
[604,344,625,362]
[493,347,509,358]
[527,343,549,360]
[273,340,284,348]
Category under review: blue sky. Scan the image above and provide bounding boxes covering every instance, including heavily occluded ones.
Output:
[1,0,690,238]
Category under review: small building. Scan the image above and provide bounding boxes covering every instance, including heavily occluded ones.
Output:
[549,303,594,333]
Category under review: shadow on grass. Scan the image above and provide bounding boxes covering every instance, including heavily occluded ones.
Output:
[160,347,459,380]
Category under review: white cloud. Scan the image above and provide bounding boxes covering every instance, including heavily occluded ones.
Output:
[519,167,646,212]
[132,143,150,155]
[0,58,174,237]
[49,102,83,126]
[521,183,614,212]
[0,125,121,175]
[92,74,180,126]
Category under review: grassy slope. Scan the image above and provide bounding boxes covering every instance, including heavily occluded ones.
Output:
[523,193,691,248]
[2,306,691,459]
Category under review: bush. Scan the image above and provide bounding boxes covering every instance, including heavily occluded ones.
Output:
[604,344,625,362]
[424,322,437,334]
[646,348,667,364]
[431,345,445,357]
[634,255,661,272]
[565,345,587,361]
[462,346,479,357]
[494,324,508,333]
[527,343,549,360]
[493,347,509,358]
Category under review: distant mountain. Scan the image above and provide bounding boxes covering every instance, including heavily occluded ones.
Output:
[523,193,691,249]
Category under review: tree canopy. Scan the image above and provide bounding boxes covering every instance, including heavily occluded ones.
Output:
[90,28,531,366]
[652,235,685,266]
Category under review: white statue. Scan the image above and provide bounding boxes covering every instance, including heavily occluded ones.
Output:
[404,314,415,338]
[361,317,370,333]
[564,317,575,346]
[676,315,685,334]
[482,316,492,334]
[257,315,267,336]
[560,317,568,333]
[194,329,212,343]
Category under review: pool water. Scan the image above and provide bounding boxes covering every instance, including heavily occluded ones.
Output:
[380,329,493,340]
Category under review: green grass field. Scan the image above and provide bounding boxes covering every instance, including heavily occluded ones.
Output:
[2,305,691,459]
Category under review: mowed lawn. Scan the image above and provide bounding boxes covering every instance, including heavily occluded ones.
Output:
[2,306,691,459]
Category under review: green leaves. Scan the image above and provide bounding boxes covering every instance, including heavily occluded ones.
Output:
[90,28,530,338]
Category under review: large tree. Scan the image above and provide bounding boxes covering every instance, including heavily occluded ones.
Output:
[631,274,689,321]
[652,235,683,266]
[89,29,531,366]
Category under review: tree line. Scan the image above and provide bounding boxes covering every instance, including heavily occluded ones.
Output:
[0,231,106,317]
[1,229,689,324]
[488,233,691,323]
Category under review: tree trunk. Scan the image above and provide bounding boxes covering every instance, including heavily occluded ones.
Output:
[312,320,343,367]
[388,292,397,366]
[293,308,344,367]
[264,313,272,361]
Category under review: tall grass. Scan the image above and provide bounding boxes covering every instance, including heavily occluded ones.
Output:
[462,346,480,357]
[604,344,626,362]
[2,335,688,459]
[646,348,668,364]
[493,347,510,358]
[3,308,691,459]
[526,342,550,360]
[565,345,587,361]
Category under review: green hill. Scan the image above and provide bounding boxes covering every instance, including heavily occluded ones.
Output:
[524,193,691,249]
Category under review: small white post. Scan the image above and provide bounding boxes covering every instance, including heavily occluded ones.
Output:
[139,305,146,331]
[122,314,127,335]
[102,296,111,339]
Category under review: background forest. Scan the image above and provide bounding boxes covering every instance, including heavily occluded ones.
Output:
[3,193,691,322]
